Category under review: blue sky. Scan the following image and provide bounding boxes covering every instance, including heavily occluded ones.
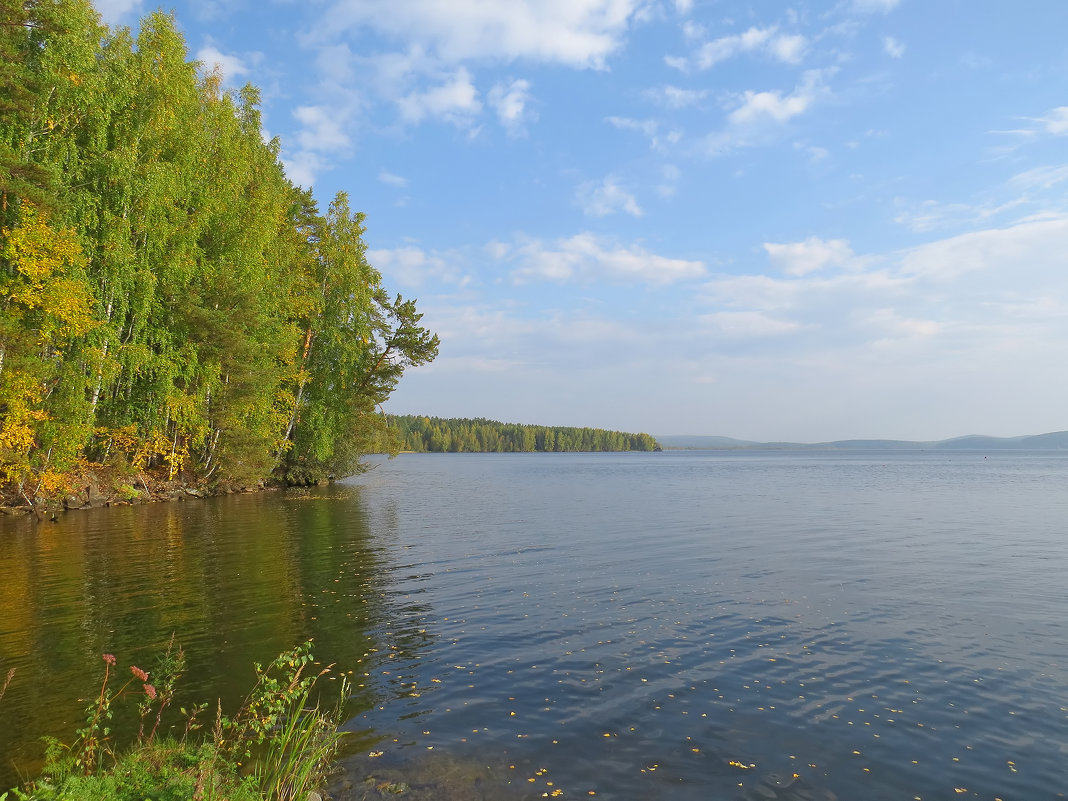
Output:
[97,0,1068,441]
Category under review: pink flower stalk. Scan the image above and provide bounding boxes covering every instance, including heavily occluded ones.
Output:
[144,683,157,700]
[130,665,149,682]
[102,654,116,666]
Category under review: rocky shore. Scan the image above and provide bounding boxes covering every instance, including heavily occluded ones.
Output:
[0,470,281,522]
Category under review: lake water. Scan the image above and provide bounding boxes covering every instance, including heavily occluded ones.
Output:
[1,451,1066,799]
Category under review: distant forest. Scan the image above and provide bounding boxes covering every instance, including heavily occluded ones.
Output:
[389,416,660,453]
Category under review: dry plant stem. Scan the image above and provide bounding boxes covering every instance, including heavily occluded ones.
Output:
[0,667,14,703]
[81,657,115,774]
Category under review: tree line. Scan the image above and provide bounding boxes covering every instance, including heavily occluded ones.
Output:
[0,0,438,505]
[389,416,661,453]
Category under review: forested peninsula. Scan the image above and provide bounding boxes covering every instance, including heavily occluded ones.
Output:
[0,1,438,515]
[389,416,660,453]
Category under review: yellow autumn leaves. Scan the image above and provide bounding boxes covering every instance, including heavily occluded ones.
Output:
[0,205,97,490]
[1,204,95,345]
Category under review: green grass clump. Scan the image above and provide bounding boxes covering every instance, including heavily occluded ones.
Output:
[7,740,259,801]
[2,641,347,801]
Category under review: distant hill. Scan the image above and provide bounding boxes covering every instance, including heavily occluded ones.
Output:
[655,435,760,449]
[930,431,1068,450]
[656,431,1068,451]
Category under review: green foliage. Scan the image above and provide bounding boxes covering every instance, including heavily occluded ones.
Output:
[6,642,346,801]
[278,194,438,485]
[251,677,348,801]
[18,740,259,801]
[0,0,437,503]
[390,415,661,453]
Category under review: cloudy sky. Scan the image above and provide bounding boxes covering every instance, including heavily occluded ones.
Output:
[98,0,1068,441]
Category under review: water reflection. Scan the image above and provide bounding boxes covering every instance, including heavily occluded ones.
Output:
[4,452,1068,801]
[0,485,432,785]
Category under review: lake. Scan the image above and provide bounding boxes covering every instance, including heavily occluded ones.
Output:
[1,451,1066,799]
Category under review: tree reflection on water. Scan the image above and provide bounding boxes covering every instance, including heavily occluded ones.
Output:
[0,485,432,787]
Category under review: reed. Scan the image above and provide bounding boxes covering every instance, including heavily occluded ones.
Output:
[252,678,349,801]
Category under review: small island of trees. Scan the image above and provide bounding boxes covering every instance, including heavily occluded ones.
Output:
[388,415,660,453]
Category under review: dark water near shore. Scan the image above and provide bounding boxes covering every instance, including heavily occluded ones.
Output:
[1,451,1066,799]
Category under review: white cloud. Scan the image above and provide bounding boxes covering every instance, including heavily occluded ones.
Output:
[696,68,836,155]
[510,233,705,284]
[763,237,855,276]
[367,245,466,288]
[700,270,907,319]
[389,215,1068,439]
[360,45,435,96]
[283,105,355,186]
[990,106,1068,141]
[674,0,693,13]
[697,217,1068,349]
[670,26,807,71]
[728,69,830,127]
[1037,106,1068,135]
[768,33,807,64]
[681,20,705,40]
[729,87,804,126]
[848,0,900,13]
[701,311,802,338]
[196,44,254,88]
[882,36,905,58]
[891,156,1068,232]
[864,309,941,339]
[293,105,352,153]
[1008,164,1068,191]
[893,198,1020,233]
[488,79,536,135]
[693,218,1068,361]
[795,142,830,162]
[378,171,408,187]
[410,303,541,353]
[398,68,482,125]
[282,151,327,189]
[696,26,776,68]
[576,176,643,217]
[605,115,682,151]
[91,0,142,24]
[318,0,640,69]
[897,215,1068,282]
[372,230,708,290]
[644,84,708,109]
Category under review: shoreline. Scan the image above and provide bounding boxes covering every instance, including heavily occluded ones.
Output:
[0,471,298,522]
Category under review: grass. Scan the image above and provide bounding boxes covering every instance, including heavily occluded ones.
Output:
[2,641,347,801]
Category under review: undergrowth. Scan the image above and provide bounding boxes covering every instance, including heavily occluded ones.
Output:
[1,641,347,801]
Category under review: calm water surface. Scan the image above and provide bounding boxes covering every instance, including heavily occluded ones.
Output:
[1,451,1066,799]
